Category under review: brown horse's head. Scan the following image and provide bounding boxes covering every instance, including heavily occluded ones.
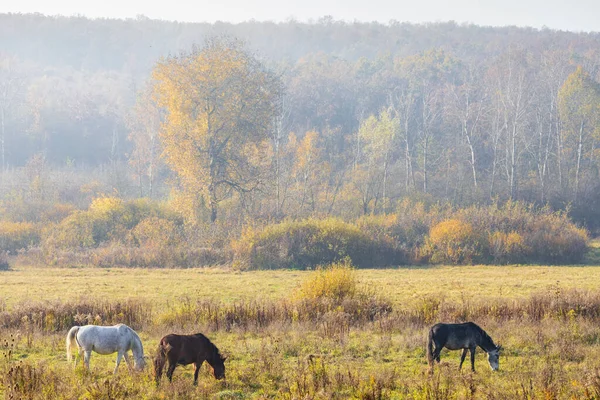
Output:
[211,354,226,380]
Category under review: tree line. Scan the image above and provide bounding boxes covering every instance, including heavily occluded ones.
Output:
[0,14,599,231]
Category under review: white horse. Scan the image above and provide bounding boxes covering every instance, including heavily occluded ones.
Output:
[66,324,146,373]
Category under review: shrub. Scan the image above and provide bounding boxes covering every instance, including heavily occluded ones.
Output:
[356,212,428,265]
[489,230,528,264]
[294,260,357,303]
[425,219,482,264]
[233,218,402,270]
[132,217,181,248]
[293,261,392,322]
[44,197,182,250]
[525,211,589,264]
[435,202,589,265]
[0,221,40,253]
[44,211,96,248]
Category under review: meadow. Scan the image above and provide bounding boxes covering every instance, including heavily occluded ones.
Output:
[2,257,600,399]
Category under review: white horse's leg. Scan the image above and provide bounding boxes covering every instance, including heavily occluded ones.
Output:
[114,351,124,374]
[123,352,133,371]
[74,348,83,368]
[84,350,92,370]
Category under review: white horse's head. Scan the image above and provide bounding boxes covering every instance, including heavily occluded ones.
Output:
[134,355,147,371]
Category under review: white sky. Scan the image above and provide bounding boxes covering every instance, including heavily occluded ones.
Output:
[2,0,599,32]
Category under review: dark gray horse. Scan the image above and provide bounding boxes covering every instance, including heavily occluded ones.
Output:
[427,322,502,371]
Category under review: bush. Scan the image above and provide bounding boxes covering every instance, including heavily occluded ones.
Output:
[489,230,527,264]
[0,221,40,253]
[44,197,182,250]
[526,211,588,264]
[294,260,357,303]
[454,202,589,264]
[233,218,402,270]
[421,202,589,265]
[132,217,181,248]
[425,219,482,264]
[356,205,433,265]
[293,261,392,322]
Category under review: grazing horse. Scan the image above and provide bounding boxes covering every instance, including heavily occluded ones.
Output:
[154,333,226,385]
[66,324,146,373]
[427,322,502,372]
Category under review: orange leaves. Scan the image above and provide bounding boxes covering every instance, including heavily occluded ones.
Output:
[427,219,480,264]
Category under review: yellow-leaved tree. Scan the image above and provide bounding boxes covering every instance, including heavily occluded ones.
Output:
[152,37,281,222]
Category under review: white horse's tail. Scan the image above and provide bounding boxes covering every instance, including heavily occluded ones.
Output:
[66,326,80,362]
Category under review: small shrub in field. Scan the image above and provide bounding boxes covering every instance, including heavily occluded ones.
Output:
[0,221,40,253]
[426,219,482,264]
[294,260,357,303]
[293,261,392,322]
[3,361,44,398]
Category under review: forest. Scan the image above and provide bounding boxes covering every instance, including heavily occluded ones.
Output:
[0,13,599,268]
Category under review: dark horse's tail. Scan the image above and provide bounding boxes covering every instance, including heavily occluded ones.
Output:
[154,338,168,385]
[427,327,435,367]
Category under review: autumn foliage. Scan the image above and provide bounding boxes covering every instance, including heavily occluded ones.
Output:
[234,202,588,268]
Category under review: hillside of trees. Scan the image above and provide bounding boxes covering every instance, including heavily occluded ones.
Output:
[1,13,599,250]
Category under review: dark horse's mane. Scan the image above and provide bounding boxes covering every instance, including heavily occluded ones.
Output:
[473,324,496,351]
[194,333,222,359]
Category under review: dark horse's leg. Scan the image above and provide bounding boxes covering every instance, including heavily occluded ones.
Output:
[459,349,468,370]
[432,342,442,363]
[193,360,204,385]
[469,347,476,372]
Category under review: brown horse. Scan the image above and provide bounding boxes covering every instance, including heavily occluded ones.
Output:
[154,333,226,385]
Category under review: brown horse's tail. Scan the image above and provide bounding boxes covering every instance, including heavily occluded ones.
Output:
[427,327,435,367]
[154,338,168,385]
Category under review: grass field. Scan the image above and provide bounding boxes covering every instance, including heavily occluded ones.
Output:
[2,263,597,307]
[3,260,600,399]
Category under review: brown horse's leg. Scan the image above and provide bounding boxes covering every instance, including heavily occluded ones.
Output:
[154,357,164,385]
[166,361,177,383]
[193,360,204,385]
[459,349,468,370]
[469,347,476,372]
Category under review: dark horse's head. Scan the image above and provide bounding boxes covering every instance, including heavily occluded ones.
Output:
[210,353,227,380]
[487,345,502,371]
